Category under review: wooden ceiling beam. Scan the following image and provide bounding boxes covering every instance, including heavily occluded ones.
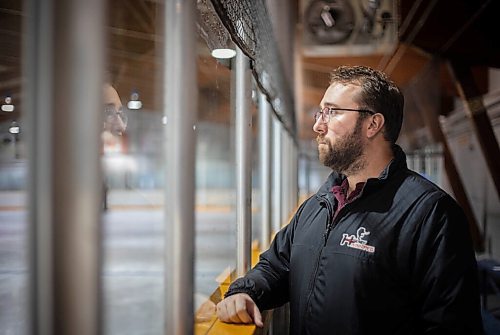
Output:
[410,61,484,251]
[448,59,500,201]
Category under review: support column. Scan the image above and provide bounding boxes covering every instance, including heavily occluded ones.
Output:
[281,133,289,222]
[234,47,252,277]
[25,0,105,333]
[259,92,272,250]
[163,1,197,334]
[272,117,282,234]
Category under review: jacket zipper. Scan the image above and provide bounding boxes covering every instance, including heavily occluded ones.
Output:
[302,181,369,330]
[323,200,347,245]
[304,195,354,330]
[323,188,364,245]
[303,196,335,327]
[323,201,335,246]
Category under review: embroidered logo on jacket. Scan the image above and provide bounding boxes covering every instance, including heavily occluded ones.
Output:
[340,227,375,253]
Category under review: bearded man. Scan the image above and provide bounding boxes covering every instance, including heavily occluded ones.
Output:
[216,66,484,335]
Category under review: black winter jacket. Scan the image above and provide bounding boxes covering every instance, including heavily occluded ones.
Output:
[226,146,483,334]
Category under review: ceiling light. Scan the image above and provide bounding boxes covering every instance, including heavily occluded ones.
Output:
[1,96,14,112]
[211,48,236,59]
[9,121,19,134]
[127,90,143,110]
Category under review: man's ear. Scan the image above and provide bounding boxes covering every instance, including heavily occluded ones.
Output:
[366,113,385,138]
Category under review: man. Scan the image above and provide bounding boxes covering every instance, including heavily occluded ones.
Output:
[216,66,483,334]
[101,83,127,210]
[103,82,127,137]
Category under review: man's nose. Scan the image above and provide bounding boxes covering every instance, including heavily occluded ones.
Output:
[313,118,326,134]
[114,117,126,133]
[118,118,126,132]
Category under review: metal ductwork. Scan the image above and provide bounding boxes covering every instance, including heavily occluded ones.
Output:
[301,0,397,56]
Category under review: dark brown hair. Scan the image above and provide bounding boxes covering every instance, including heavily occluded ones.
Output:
[330,65,404,143]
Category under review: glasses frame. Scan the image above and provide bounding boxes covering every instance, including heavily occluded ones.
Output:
[104,103,128,126]
[314,106,375,123]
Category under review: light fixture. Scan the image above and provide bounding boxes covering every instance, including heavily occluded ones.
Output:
[1,96,14,112]
[127,89,143,110]
[9,121,19,134]
[211,48,236,59]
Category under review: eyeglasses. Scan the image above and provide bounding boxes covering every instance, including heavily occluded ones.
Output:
[314,106,375,123]
[104,104,128,126]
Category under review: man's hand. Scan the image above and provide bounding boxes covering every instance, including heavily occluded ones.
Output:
[216,293,263,328]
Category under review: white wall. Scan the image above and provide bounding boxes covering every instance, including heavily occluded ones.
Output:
[443,81,500,258]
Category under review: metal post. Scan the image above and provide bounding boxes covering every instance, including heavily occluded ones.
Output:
[424,146,432,178]
[407,153,414,170]
[235,47,252,277]
[26,0,105,333]
[272,117,282,233]
[259,92,271,250]
[53,0,105,333]
[282,133,290,223]
[291,142,298,210]
[414,152,421,174]
[25,0,54,333]
[304,151,311,198]
[436,143,444,187]
[163,1,197,334]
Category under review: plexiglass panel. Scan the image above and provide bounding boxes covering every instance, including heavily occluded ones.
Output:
[0,1,28,334]
[102,1,165,333]
[194,1,239,323]
[194,40,236,299]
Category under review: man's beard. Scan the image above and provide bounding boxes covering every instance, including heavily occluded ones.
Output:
[317,118,366,175]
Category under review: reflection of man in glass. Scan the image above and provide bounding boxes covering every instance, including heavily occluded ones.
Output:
[103,83,127,136]
[102,83,127,210]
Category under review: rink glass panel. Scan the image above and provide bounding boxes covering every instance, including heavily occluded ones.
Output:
[194,23,237,317]
[101,1,165,334]
[0,1,28,334]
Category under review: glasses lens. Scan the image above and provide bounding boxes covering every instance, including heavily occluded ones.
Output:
[322,107,329,123]
[104,105,128,126]
[315,107,329,123]
[314,110,323,122]
[104,105,113,118]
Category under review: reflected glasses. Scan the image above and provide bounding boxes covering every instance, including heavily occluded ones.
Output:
[104,104,128,126]
[314,106,375,123]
